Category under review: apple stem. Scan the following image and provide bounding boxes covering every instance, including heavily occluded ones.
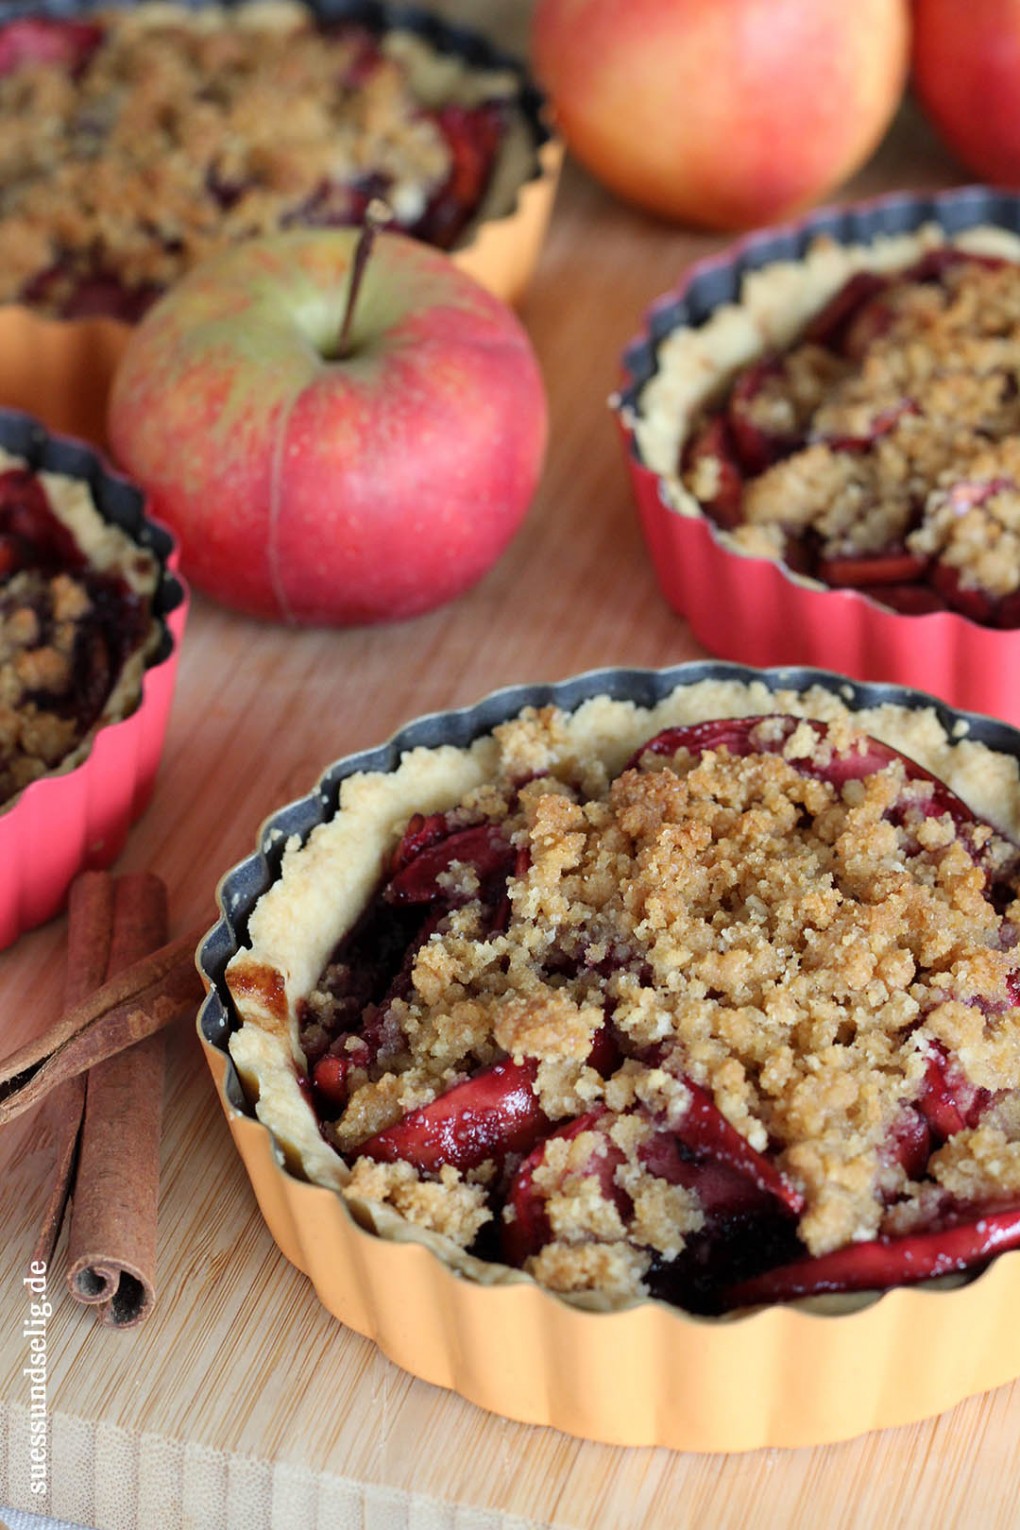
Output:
[336,198,393,360]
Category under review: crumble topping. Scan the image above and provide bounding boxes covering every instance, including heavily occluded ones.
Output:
[294,707,1020,1300]
[930,1125,1020,1201]
[0,2,526,315]
[692,258,1020,594]
[526,1240,651,1304]
[344,1157,491,1248]
[522,1118,705,1297]
[1,570,85,799]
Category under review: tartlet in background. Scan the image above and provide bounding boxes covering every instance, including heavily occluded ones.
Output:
[0,410,187,949]
[0,0,560,446]
[615,187,1020,727]
[198,660,1020,1452]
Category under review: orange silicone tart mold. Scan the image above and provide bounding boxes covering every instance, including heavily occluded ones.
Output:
[197,661,1020,1452]
[0,410,187,949]
[614,187,1020,728]
[0,0,560,448]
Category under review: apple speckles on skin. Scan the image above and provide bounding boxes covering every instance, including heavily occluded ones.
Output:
[108,229,548,626]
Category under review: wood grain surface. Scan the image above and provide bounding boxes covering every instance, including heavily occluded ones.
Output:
[1,4,1018,1526]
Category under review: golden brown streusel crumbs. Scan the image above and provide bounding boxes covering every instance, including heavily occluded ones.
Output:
[684,256,1020,601]
[344,1158,491,1249]
[492,704,609,795]
[929,1125,1020,1201]
[525,1239,652,1301]
[0,507,154,808]
[0,3,521,313]
[301,708,1020,1297]
[492,992,602,1064]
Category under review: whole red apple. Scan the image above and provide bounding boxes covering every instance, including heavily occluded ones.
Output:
[107,230,547,625]
[913,0,1020,183]
[532,0,910,231]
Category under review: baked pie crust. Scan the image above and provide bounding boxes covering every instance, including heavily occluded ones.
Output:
[225,678,1020,1313]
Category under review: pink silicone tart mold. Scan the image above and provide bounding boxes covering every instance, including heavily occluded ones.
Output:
[614,187,1020,726]
[0,409,187,948]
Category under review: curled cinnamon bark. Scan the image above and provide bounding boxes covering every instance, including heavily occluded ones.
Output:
[67,873,169,1328]
[30,871,115,1270]
[0,922,204,1127]
[7,874,208,1327]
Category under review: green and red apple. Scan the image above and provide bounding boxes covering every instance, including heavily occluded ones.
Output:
[107,229,548,625]
[532,0,910,231]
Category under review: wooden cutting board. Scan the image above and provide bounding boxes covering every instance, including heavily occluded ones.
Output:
[1,9,1018,1522]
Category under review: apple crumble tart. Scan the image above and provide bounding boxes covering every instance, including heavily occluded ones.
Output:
[0,447,159,809]
[226,680,1020,1313]
[636,225,1020,626]
[0,2,536,321]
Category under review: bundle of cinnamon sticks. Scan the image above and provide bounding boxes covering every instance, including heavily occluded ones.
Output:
[0,871,205,1328]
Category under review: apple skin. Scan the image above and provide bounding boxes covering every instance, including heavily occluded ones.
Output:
[107,230,548,625]
[531,0,910,231]
[912,0,1020,184]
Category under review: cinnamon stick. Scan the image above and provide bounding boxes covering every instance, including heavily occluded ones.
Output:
[67,873,168,1328]
[30,871,116,1270]
[0,923,204,1127]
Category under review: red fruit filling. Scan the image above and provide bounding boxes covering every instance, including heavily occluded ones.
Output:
[679,251,1020,627]
[0,461,154,807]
[726,360,803,474]
[413,102,508,251]
[679,417,744,529]
[801,270,890,353]
[360,1058,548,1174]
[726,1201,1020,1306]
[0,16,101,77]
[0,12,515,322]
[297,711,1020,1313]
